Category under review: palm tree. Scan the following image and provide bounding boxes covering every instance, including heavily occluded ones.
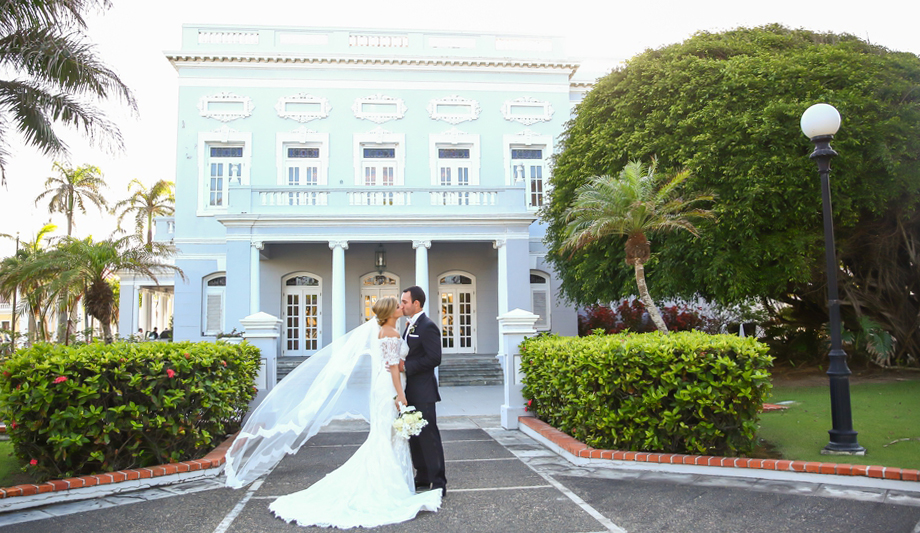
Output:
[36,236,184,343]
[0,223,59,343]
[562,160,714,333]
[35,162,108,340]
[35,162,108,237]
[0,0,136,186]
[112,179,175,248]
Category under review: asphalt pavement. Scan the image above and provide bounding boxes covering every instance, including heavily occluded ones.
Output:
[1,386,919,532]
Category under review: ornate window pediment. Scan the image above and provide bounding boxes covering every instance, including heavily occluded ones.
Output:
[352,95,407,124]
[427,95,481,124]
[275,93,331,123]
[198,92,254,123]
[501,97,554,126]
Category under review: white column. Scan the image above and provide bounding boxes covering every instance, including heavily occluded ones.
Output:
[494,239,508,316]
[139,290,150,334]
[250,241,263,315]
[498,308,539,429]
[329,240,349,339]
[241,311,282,408]
[413,240,431,315]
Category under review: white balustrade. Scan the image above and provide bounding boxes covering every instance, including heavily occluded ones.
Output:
[259,190,328,206]
[347,191,411,206]
[198,31,259,45]
[430,190,498,206]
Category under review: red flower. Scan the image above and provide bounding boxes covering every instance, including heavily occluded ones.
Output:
[53,376,68,384]
[29,459,37,466]
[527,399,533,406]
[221,360,227,367]
[9,422,16,430]
[183,353,190,359]
[167,369,176,378]
[2,371,9,378]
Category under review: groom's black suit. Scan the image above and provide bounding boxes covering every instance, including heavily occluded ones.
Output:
[403,312,447,494]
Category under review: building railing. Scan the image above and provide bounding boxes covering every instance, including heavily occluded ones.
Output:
[246,186,523,212]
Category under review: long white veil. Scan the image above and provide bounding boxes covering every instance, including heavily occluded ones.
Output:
[225,319,380,489]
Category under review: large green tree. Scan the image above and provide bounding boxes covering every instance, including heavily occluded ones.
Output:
[0,0,136,185]
[545,25,920,365]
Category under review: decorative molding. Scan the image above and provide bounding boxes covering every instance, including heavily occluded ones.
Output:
[287,126,319,143]
[501,97,554,126]
[198,31,259,45]
[510,129,545,146]
[168,55,580,75]
[352,94,407,124]
[363,126,395,144]
[493,239,507,249]
[274,93,331,123]
[210,124,239,143]
[412,240,432,250]
[328,240,349,250]
[198,92,254,123]
[427,95,481,124]
[250,241,264,250]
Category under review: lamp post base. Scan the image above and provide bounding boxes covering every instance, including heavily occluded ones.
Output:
[820,447,866,456]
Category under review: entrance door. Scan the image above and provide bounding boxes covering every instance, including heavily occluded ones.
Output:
[438,272,476,354]
[282,274,322,355]
[360,272,400,322]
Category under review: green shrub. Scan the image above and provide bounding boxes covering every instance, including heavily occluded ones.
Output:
[0,341,260,482]
[521,331,772,456]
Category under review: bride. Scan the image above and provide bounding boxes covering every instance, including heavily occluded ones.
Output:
[224,297,442,528]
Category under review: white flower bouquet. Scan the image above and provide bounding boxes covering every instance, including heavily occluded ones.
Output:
[393,404,428,439]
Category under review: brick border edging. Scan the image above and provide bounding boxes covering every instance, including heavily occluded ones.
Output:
[0,433,236,500]
[518,416,920,483]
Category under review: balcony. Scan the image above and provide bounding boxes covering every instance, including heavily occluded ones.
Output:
[228,185,534,217]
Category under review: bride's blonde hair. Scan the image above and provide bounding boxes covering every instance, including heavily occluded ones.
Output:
[372,297,398,326]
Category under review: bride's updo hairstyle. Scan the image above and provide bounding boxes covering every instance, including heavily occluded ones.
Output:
[372,297,398,326]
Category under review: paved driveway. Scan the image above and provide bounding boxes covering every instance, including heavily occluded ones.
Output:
[2,416,919,532]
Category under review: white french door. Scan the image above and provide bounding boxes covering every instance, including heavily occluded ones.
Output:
[438,272,476,354]
[282,275,322,355]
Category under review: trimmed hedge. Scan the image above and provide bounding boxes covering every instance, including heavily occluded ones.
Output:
[521,331,772,456]
[0,341,260,482]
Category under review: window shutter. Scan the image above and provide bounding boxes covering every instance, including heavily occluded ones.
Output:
[532,290,548,329]
[206,292,223,333]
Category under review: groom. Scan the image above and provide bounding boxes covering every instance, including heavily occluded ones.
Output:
[398,286,447,497]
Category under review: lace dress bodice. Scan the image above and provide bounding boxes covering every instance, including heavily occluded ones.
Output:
[379,336,409,368]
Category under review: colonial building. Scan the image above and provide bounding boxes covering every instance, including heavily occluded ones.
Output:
[123,25,591,361]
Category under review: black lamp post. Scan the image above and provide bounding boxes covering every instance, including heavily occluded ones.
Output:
[800,103,866,455]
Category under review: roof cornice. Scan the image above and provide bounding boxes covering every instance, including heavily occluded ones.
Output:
[166,53,580,77]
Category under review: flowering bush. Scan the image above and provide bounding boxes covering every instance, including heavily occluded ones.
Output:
[0,341,260,482]
[578,299,715,335]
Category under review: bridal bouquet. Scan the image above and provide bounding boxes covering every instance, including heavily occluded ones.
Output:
[393,404,428,439]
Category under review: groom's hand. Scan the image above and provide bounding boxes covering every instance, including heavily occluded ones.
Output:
[398,361,405,372]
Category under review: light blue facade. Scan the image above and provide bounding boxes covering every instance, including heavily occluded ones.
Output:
[140,25,587,357]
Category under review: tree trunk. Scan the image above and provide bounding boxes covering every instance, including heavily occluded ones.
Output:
[102,321,114,344]
[634,261,668,333]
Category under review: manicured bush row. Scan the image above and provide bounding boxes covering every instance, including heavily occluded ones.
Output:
[520,331,772,456]
[0,341,260,482]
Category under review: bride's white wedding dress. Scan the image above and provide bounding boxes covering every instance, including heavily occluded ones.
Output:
[224,322,441,529]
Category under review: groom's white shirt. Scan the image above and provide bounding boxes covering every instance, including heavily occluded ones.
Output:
[404,311,423,339]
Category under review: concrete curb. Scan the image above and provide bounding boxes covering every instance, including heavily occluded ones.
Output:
[518,416,920,484]
[0,434,235,513]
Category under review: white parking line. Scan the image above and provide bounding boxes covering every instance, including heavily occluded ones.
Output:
[450,485,553,492]
[212,478,264,533]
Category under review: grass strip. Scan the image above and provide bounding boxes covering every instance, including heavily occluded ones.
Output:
[759,379,920,470]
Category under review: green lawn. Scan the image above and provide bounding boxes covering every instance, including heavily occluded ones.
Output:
[0,440,33,488]
[759,379,920,469]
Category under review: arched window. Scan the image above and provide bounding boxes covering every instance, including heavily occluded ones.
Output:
[360,272,400,322]
[530,271,551,330]
[202,274,226,336]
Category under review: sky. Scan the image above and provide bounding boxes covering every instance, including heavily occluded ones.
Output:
[1,0,917,257]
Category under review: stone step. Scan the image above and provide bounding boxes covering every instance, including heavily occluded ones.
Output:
[275,355,504,386]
